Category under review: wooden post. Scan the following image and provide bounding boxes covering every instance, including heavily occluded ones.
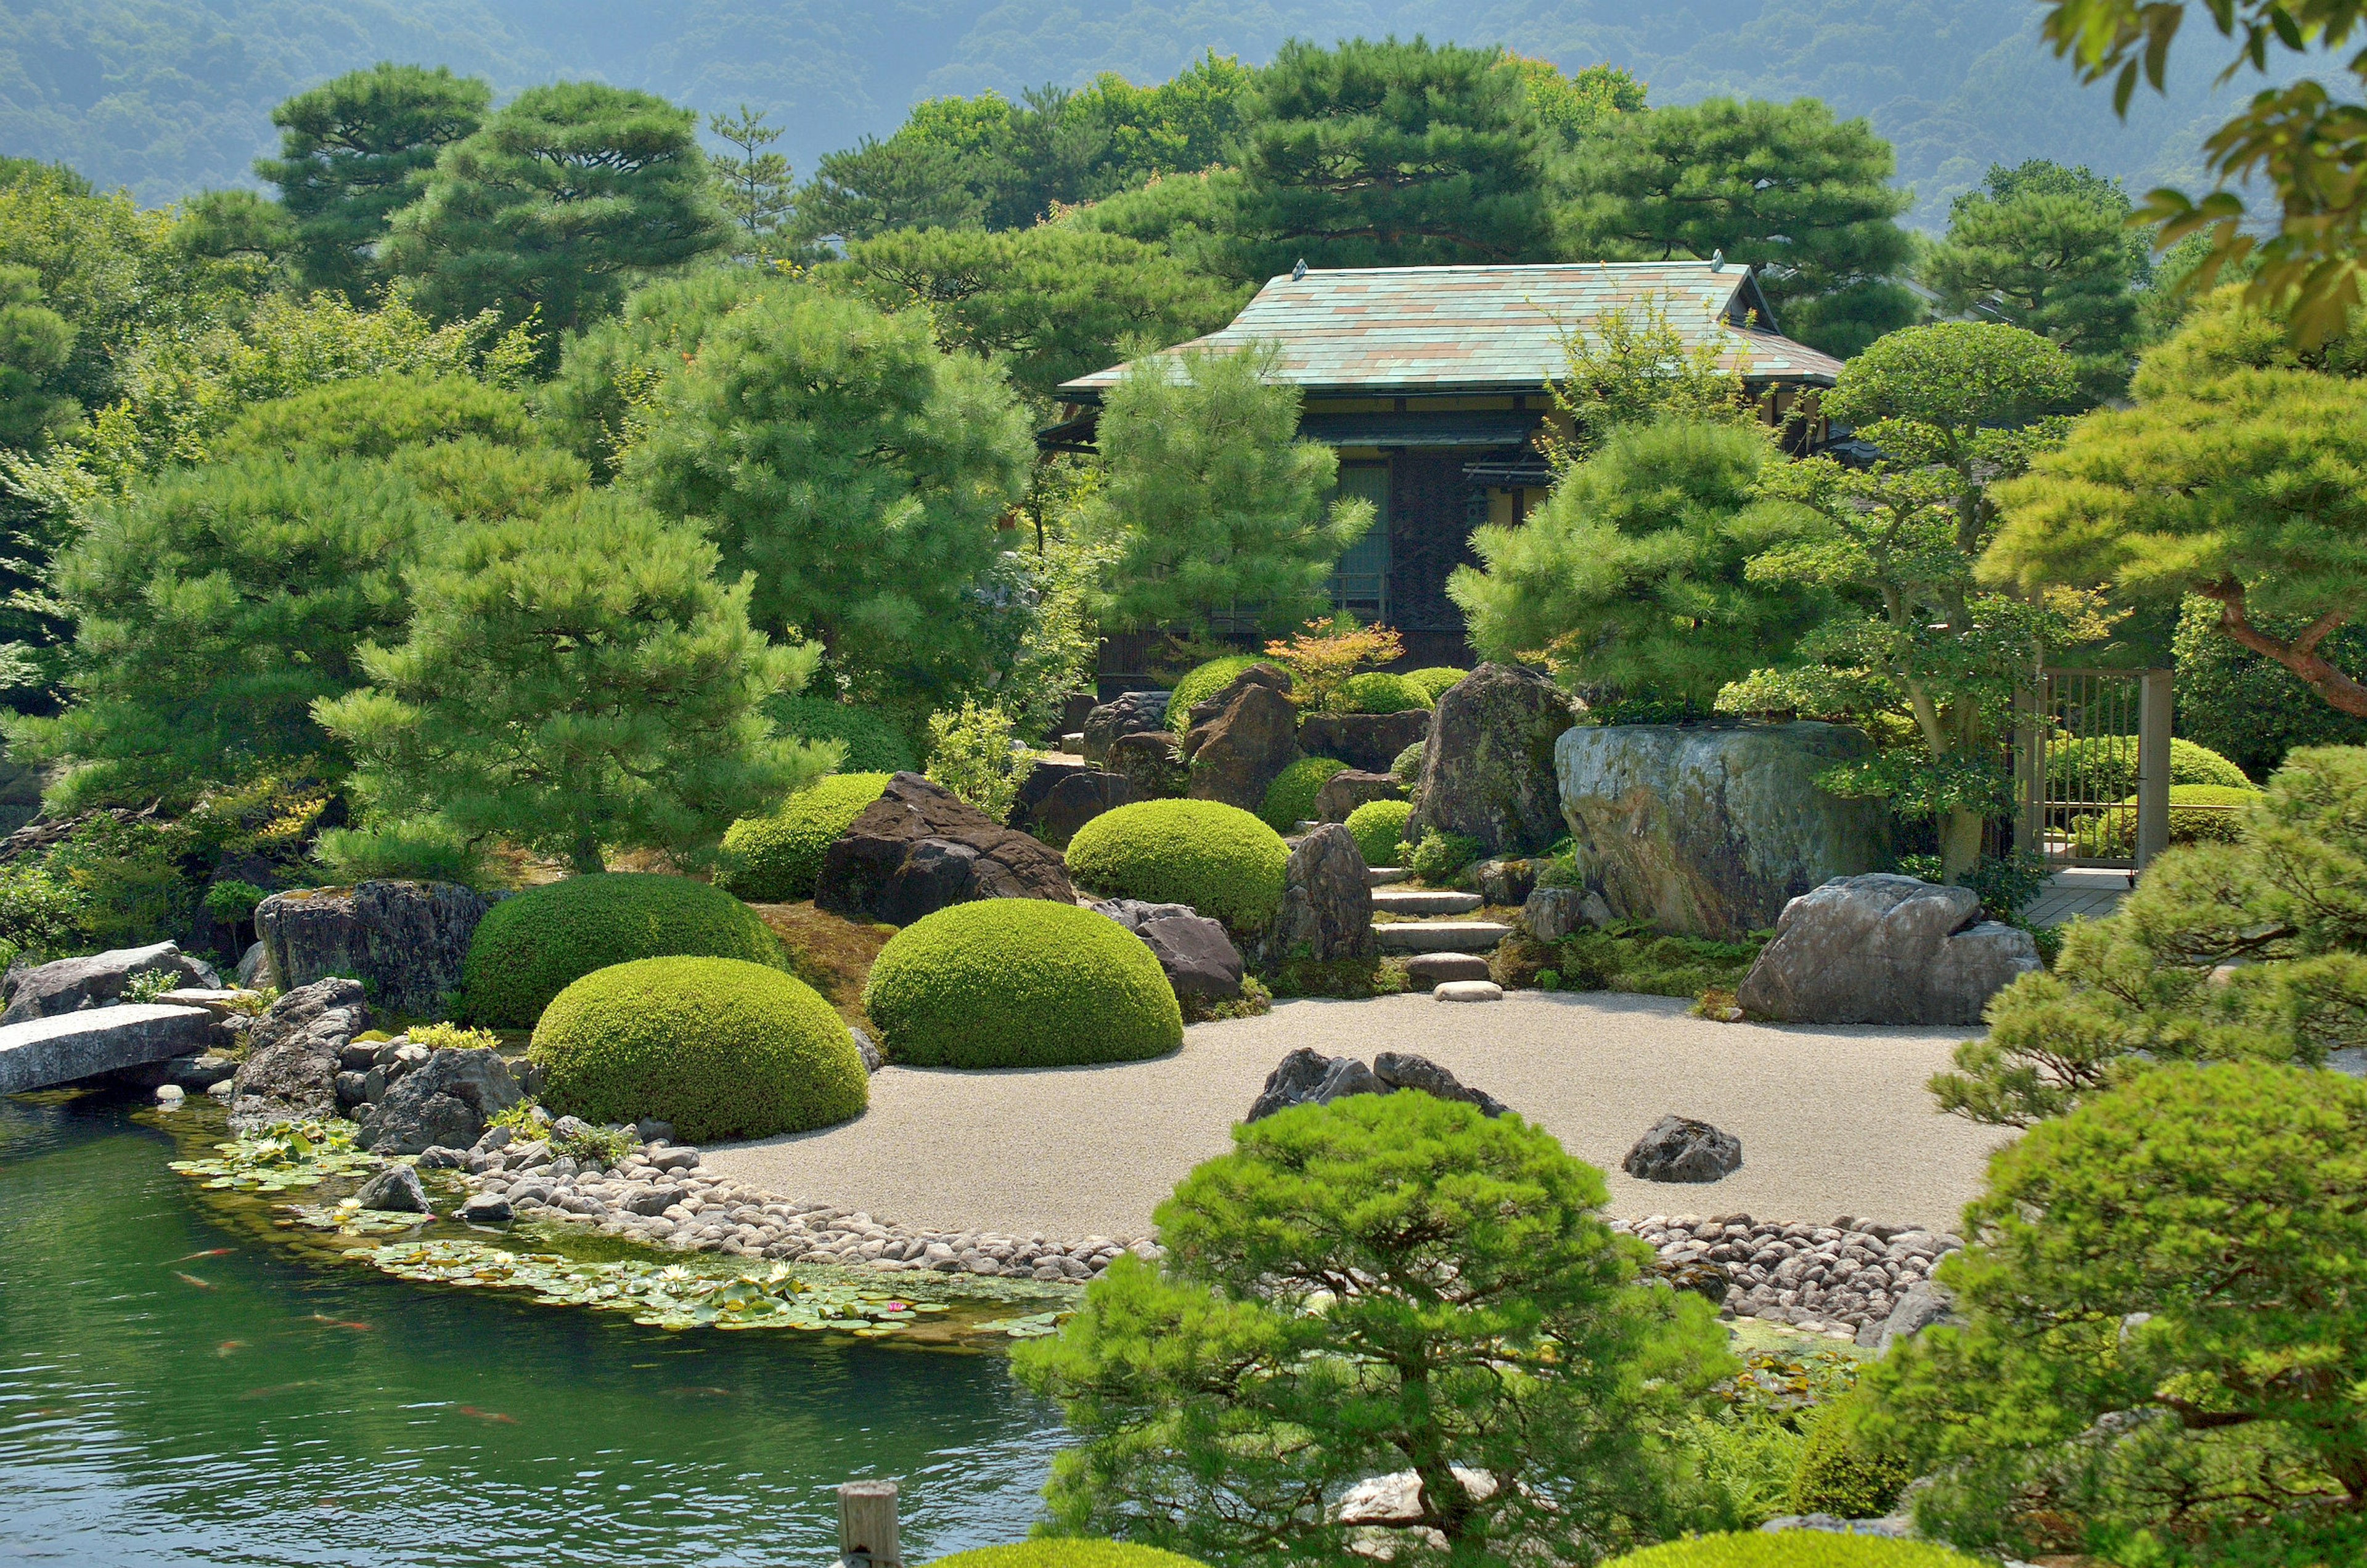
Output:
[838,1480,901,1568]
[2134,668,2175,873]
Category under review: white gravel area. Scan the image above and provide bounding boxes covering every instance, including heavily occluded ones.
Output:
[703,990,2016,1240]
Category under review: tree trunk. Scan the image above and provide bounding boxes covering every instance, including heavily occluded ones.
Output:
[1941,807,1984,884]
[2203,579,2367,716]
[570,836,606,875]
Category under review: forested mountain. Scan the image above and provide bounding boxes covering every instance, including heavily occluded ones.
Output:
[0,0,2287,221]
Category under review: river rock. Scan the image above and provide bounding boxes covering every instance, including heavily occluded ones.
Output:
[1093,899,1243,1000]
[815,772,1075,926]
[1297,709,1431,775]
[1257,823,1373,962]
[253,880,490,1019]
[1311,769,1402,823]
[1012,761,1139,847]
[457,1192,514,1224]
[1622,1116,1744,1183]
[353,1046,523,1155]
[1079,689,1172,766]
[1,941,221,1024]
[1736,874,2043,1026]
[353,1162,433,1215]
[1184,681,1301,812]
[1409,664,1575,854]
[1556,722,1891,939]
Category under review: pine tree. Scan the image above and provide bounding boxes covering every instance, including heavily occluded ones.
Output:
[707,104,799,260]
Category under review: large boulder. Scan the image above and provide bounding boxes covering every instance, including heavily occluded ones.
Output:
[1312,769,1402,823]
[353,1045,523,1155]
[1257,823,1374,963]
[815,772,1075,926]
[1296,709,1431,775]
[1012,759,1140,848]
[229,977,367,1130]
[1622,1115,1743,1183]
[1182,663,1293,733]
[1410,664,1575,855]
[1184,681,1302,812]
[1556,722,1892,939]
[1092,899,1244,1000]
[1104,730,1187,799]
[1079,688,1172,766]
[2,941,220,1024]
[254,881,491,1019]
[0,1004,217,1095]
[1736,873,2043,1026]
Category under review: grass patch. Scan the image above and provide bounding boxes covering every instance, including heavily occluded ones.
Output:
[1493,921,1766,998]
[749,900,896,1031]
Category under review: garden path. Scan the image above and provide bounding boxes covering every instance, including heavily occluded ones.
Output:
[704,992,2012,1241]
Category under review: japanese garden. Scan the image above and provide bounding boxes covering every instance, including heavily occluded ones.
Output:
[6,2,2367,1567]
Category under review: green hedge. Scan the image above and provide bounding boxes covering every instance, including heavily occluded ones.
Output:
[864,899,1182,1068]
[529,956,866,1141]
[715,773,892,902]
[1404,667,1469,704]
[1335,671,1431,714]
[1165,656,1271,732]
[1346,799,1413,866]
[767,692,918,774]
[2045,734,2252,794]
[2072,782,2263,855]
[464,872,783,1028]
[1065,800,1290,931]
[1605,1537,1984,1568]
[1262,756,1349,831]
[930,1545,1205,1568]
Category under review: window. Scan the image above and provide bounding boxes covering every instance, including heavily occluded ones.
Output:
[1328,462,1389,619]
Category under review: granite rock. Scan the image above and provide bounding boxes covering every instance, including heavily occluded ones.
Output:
[1296,709,1431,775]
[1012,761,1139,847]
[1410,663,1575,855]
[1622,1116,1744,1183]
[1184,681,1301,813]
[2,941,220,1024]
[1736,874,2042,1026]
[1079,689,1172,766]
[815,772,1075,926]
[1311,769,1402,823]
[254,881,489,1018]
[1257,823,1374,963]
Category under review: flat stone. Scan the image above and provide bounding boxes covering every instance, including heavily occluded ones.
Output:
[0,1006,219,1096]
[1432,980,1504,1002]
[1402,952,1492,983]
[1365,866,1409,886]
[1372,887,1482,915]
[2,942,221,1024]
[1372,920,1508,952]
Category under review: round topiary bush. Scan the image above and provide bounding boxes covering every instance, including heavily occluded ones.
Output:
[931,1545,1206,1568]
[714,773,892,902]
[529,956,866,1141]
[1262,755,1349,831]
[1605,1537,1984,1568]
[1390,741,1426,784]
[864,899,1182,1068]
[1065,799,1291,931]
[1345,798,1413,866]
[1335,671,1431,714]
[463,872,784,1028]
[1404,666,1469,703]
[1165,655,1270,731]
[2046,734,2253,794]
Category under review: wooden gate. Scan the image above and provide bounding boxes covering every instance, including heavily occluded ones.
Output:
[2017,668,2174,872]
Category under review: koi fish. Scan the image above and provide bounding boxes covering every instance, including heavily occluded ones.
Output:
[307,1313,374,1331]
[215,1340,248,1357]
[238,1382,313,1399]
[457,1405,517,1424]
[177,1248,234,1260]
[666,1386,738,1397]
[173,1272,213,1289]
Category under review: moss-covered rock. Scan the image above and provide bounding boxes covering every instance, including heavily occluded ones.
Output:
[1262,756,1349,831]
[1065,799,1290,931]
[715,774,893,902]
[1346,798,1413,866]
[863,899,1182,1068]
[529,956,867,1141]
[1165,655,1272,732]
[463,873,782,1028]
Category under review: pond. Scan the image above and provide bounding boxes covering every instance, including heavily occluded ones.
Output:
[0,1092,1072,1567]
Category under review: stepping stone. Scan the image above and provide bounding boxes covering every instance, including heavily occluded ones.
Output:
[1374,920,1510,953]
[1433,981,1504,1003]
[1402,952,1492,984]
[1372,887,1482,915]
[1366,866,1410,886]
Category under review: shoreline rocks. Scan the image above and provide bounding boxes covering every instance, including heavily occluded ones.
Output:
[1613,1212,1965,1337]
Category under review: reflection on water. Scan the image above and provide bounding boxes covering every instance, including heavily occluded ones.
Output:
[0,1095,1069,1567]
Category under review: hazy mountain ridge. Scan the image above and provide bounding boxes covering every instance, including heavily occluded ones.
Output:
[0,0,2279,220]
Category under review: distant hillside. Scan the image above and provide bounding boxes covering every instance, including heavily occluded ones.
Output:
[0,0,2286,221]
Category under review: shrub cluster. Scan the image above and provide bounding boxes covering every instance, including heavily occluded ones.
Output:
[1065,799,1290,931]
[1408,829,1484,883]
[1344,798,1412,866]
[1403,666,1469,703]
[1261,754,1347,831]
[2069,781,2262,855]
[463,872,783,1027]
[862,899,1182,1068]
[1389,740,1425,783]
[529,955,867,1141]
[1606,1538,1983,1568]
[1333,671,1430,713]
[1164,655,1269,731]
[767,691,917,774]
[714,773,893,902]
[2044,733,2252,794]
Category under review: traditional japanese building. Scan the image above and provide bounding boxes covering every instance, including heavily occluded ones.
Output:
[1045,260,1846,669]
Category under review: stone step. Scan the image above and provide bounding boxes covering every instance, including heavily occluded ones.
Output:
[1366,866,1410,886]
[1374,920,1510,953]
[1372,887,1483,915]
[0,1003,216,1096]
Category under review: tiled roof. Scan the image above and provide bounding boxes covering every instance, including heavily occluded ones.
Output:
[1058,261,1846,399]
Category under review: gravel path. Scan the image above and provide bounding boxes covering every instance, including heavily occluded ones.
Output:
[705,991,2014,1239]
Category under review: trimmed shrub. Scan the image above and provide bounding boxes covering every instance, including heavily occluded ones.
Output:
[1335,671,1431,714]
[1346,798,1413,866]
[863,899,1182,1068]
[1404,666,1469,703]
[1605,1537,1984,1567]
[1164,655,1269,731]
[1390,741,1425,784]
[1409,830,1484,884]
[2045,733,2253,794]
[767,691,918,774]
[2070,782,2263,856]
[463,872,783,1028]
[1788,1393,1916,1519]
[930,1546,1206,1568]
[1261,755,1349,831]
[529,956,865,1141]
[1066,799,1290,931]
[716,773,892,902]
